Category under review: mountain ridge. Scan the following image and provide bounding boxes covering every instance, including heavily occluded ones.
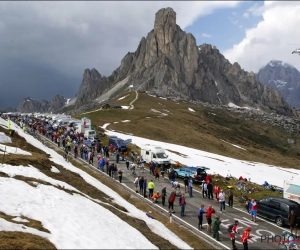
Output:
[65,7,293,116]
[256,59,300,108]
[15,7,296,117]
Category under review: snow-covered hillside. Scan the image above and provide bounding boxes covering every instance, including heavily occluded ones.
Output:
[0,117,191,249]
[103,124,300,188]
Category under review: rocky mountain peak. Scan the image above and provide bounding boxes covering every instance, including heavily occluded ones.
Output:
[154,8,177,53]
[16,95,67,113]
[82,68,102,86]
[65,7,294,117]
[154,7,176,31]
[76,68,103,103]
[256,60,300,108]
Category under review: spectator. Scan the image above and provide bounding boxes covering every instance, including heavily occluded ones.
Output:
[152,191,161,203]
[188,177,193,197]
[168,191,176,213]
[219,190,225,213]
[198,204,206,229]
[161,186,167,206]
[288,210,298,235]
[118,168,123,183]
[212,215,222,241]
[206,205,215,233]
[229,220,239,250]
[202,180,208,198]
[241,226,252,250]
[139,177,145,195]
[207,181,213,199]
[148,180,155,198]
[250,199,258,222]
[184,175,189,193]
[179,193,186,217]
[143,178,148,198]
[214,183,220,203]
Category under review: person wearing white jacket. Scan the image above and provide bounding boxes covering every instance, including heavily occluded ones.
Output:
[219,190,226,213]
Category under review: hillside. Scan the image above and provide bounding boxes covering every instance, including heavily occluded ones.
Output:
[76,91,300,170]
[0,118,193,249]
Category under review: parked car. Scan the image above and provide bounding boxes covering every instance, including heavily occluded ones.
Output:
[108,136,131,152]
[174,166,210,183]
[257,196,300,227]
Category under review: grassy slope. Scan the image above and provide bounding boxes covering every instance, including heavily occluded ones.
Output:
[76,91,300,169]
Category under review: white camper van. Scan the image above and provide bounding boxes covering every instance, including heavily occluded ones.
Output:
[140,145,171,167]
[76,117,92,134]
[283,180,300,204]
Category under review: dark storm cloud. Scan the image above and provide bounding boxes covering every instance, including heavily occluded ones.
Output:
[0,59,79,108]
[0,1,239,108]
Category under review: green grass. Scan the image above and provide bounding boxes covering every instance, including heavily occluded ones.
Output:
[75,92,300,170]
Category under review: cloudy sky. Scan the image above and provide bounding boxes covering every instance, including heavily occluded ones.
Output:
[1,1,300,108]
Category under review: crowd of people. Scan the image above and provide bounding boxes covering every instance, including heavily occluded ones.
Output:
[2,113,298,250]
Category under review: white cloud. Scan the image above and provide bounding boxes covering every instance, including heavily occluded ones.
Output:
[223,1,300,73]
[202,33,212,38]
[243,12,249,18]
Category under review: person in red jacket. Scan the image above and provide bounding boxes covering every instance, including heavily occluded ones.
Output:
[229,220,239,250]
[214,184,220,203]
[241,226,252,250]
[206,175,212,183]
[206,205,216,233]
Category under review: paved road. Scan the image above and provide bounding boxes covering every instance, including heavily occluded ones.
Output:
[95,156,289,250]
[36,132,288,250]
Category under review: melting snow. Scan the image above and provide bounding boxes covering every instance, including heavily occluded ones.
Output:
[105,130,300,188]
[188,108,195,112]
[0,143,31,155]
[151,109,160,113]
[228,102,240,108]
[220,139,247,151]
[122,120,131,123]
[121,106,130,109]
[228,102,252,110]
[0,132,11,143]
[159,97,167,100]
[51,166,60,173]
[118,94,129,100]
[101,123,111,129]
[12,217,30,223]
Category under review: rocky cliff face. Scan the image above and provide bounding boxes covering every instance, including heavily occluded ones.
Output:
[76,68,103,103]
[17,95,68,113]
[70,7,294,116]
[256,60,300,108]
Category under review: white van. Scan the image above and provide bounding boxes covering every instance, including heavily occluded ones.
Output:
[140,145,171,167]
[58,118,72,127]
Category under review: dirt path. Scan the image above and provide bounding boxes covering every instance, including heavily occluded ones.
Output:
[129,91,138,109]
